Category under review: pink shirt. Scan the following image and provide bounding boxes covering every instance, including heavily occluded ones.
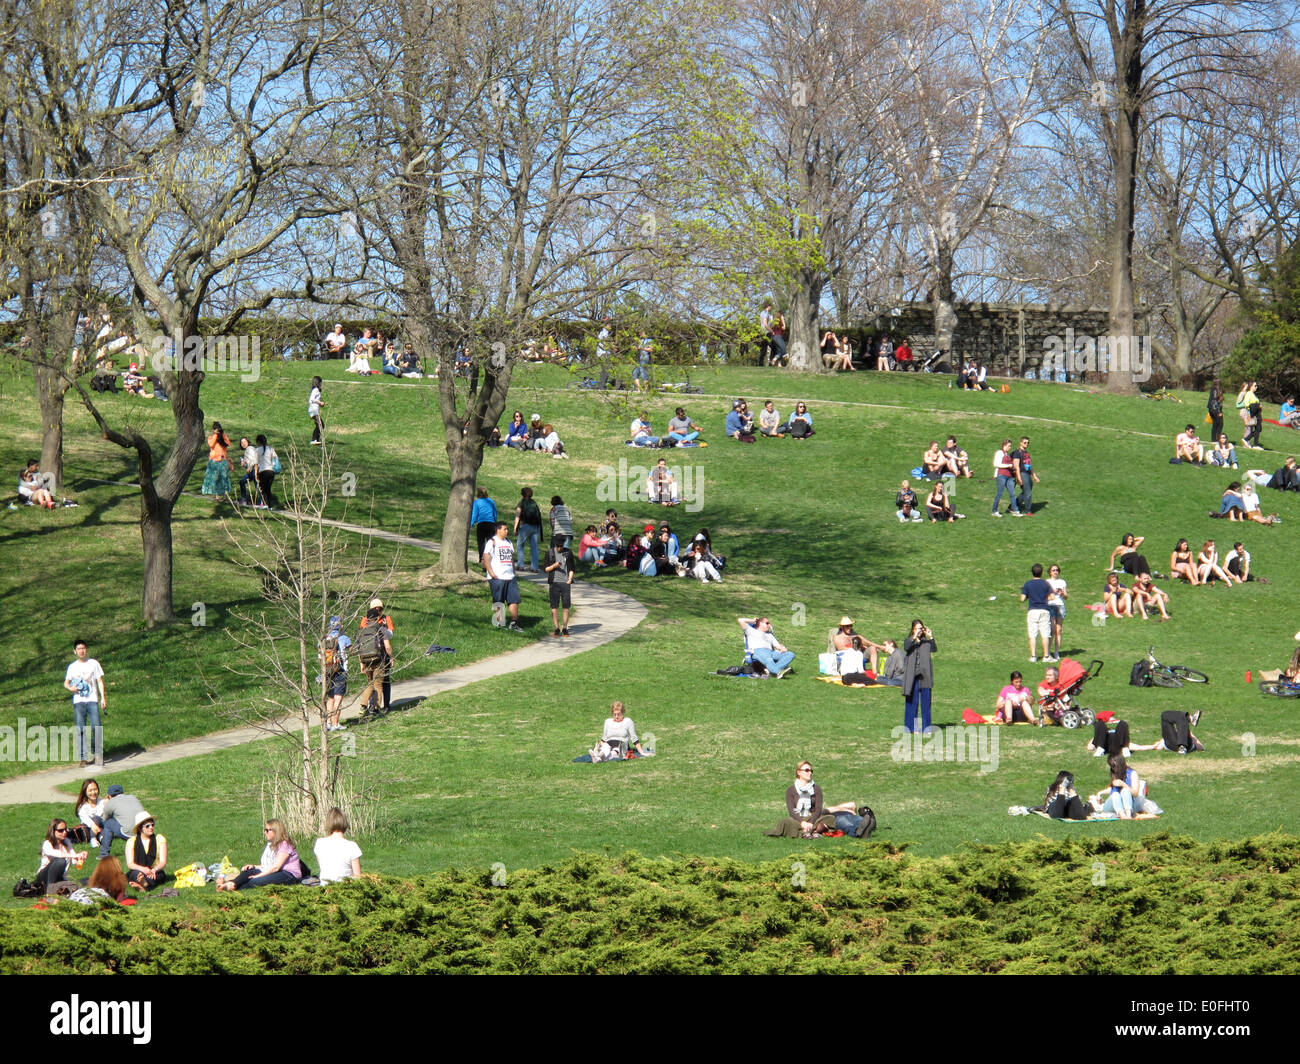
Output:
[999,684,1031,704]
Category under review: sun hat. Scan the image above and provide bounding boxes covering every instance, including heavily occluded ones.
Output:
[132,810,155,831]
[839,616,854,627]
[368,597,383,609]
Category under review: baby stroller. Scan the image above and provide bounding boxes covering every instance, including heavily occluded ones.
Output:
[1036,658,1102,729]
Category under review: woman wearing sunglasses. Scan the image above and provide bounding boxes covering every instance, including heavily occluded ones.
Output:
[217,819,303,891]
[125,811,170,891]
[36,818,87,893]
[764,761,865,837]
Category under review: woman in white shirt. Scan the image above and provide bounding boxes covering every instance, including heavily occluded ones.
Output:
[313,807,363,884]
[254,434,279,509]
[36,818,86,892]
[73,778,104,847]
[597,701,646,758]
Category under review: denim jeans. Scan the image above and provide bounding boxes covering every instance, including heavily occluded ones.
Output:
[516,524,541,570]
[992,474,1020,513]
[752,648,795,674]
[98,818,129,858]
[834,811,862,835]
[667,431,700,444]
[904,685,932,732]
[232,867,300,890]
[72,700,101,762]
[1017,478,1034,513]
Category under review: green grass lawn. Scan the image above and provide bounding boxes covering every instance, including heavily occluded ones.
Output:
[1,358,1297,906]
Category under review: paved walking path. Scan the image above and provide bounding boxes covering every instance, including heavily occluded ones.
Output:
[0,518,646,806]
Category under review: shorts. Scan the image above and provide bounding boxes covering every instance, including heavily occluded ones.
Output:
[490,578,521,605]
[1027,609,1051,639]
[1049,604,1065,622]
[632,364,649,380]
[548,583,571,609]
[329,671,347,697]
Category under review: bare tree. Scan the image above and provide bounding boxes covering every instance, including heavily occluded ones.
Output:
[35,0,355,623]
[221,442,396,838]
[1048,0,1289,390]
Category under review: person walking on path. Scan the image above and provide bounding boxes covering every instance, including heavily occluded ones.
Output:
[358,597,395,715]
[485,522,524,631]
[356,604,394,719]
[544,533,575,636]
[901,620,936,734]
[514,487,543,572]
[63,639,106,767]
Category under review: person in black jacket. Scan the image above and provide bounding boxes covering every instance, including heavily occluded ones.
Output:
[902,619,936,734]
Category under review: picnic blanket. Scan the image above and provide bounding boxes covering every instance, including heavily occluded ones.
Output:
[816,674,888,688]
[1028,809,1158,822]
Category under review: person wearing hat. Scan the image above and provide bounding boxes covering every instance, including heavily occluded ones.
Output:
[832,618,887,673]
[325,323,347,358]
[98,785,145,859]
[358,597,395,714]
[725,399,755,442]
[323,616,352,732]
[124,811,169,890]
[122,361,147,396]
[526,414,546,449]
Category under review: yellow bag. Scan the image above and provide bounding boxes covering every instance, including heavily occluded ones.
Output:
[173,863,207,889]
[1205,413,1213,424]
[218,856,238,878]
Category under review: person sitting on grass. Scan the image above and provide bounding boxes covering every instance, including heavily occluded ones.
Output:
[577,525,608,565]
[1281,396,1300,428]
[1169,538,1201,584]
[647,457,679,506]
[630,411,660,447]
[738,615,795,678]
[1208,433,1238,468]
[598,701,647,759]
[1126,710,1205,754]
[896,479,920,517]
[314,807,363,884]
[874,639,905,686]
[1092,754,1163,818]
[922,441,951,478]
[124,811,169,891]
[1196,539,1239,587]
[1175,424,1206,464]
[925,482,962,522]
[764,761,867,838]
[943,436,972,478]
[787,401,814,439]
[686,540,723,583]
[1102,573,1134,617]
[994,671,1038,724]
[1268,456,1300,492]
[217,819,303,891]
[726,399,756,442]
[666,407,702,445]
[36,818,87,893]
[1131,572,1172,620]
[1041,771,1090,819]
[758,400,782,438]
[1239,480,1280,524]
[18,465,57,509]
[1224,541,1266,583]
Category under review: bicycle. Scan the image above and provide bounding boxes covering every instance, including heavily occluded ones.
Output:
[1140,387,1183,402]
[1260,678,1300,698]
[1144,646,1209,688]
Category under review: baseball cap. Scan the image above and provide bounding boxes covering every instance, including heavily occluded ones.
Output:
[368,597,383,610]
[329,616,340,627]
[643,523,656,533]
[107,785,124,796]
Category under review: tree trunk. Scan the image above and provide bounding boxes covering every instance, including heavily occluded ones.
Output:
[140,492,176,628]
[933,243,957,357]
[786,272,825,372]
[1106,36,1142,395]
[35,369,67,497]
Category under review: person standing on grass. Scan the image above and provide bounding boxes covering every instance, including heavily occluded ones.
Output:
[901,619,936,734]
[1011,436,1040,515]
[471,486,498,562]
[485,522,524,631]
[202,421,232,497]
[514,487,543,573]
[63,639,106,768]
[992,439,1022,516]
[1021,563,1056,664]
[543,533,575,637]
[1045,564,1068,657]
[1207,380,1224,442]
[308,376,325,445]
[237,436,258,505]
[633,335,652,392]
[254,434,279,509]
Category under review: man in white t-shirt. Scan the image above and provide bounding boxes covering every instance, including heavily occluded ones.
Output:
[737,616,795,677]
[63,639,106,766]
[325,323,347,358]
[483,523,523,631]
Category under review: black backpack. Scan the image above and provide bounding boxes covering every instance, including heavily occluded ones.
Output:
[357,624,387,665]
[1129,659,1152,687]
[520,498,542,525]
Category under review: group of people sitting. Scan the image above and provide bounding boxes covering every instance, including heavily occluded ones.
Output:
[574,510,724,582]
[920,437,972,479]
[329,325,425,377]
[492,411,567,456]
[628,407,704,448]
[1212,462,1299,523]
[825,617,904,686]
[894,479,966,523]
[955,360,989,390]
[820,330,855,371]
[16,458,74,509]
[727,398,814,442]
[26,776,366,902]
